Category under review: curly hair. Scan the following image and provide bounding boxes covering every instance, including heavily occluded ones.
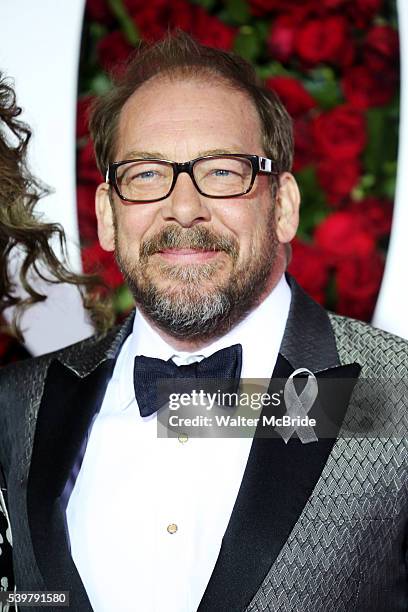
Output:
[0,74,113,341]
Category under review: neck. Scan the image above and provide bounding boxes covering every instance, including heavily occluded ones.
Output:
[139,248,287,352]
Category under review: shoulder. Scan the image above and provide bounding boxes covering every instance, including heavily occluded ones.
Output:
[329,313,408,448]
[0,330,102,385]
[0,319,129,420]
[328,312,408,376]
[0,325,122,467]
[0,309,135,382]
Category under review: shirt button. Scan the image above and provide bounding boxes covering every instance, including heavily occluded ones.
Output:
[167,523,178,534]
[178,433,188,443]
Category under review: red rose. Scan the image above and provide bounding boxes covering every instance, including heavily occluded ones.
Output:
[78,140,103,184]
[125,0,163,10]
[293,117,316,172]
[77,96,95,140]
[266,77,316,117]
[317,158,361,205]
[82,241,124,289]
[322,0,347,8]
[267,16,298,63]
[335,252,384,321]
[342,65,397,109]
[349,197,393,239]
[295,16,352,67]
[288,238,329,303]
[97,31,133,74]
[126,0,170,41]
[77,183,98,245]
[249,0,292,14]
[313,105,366,160]
[129,0,235,48]
[86,0,113,24]
[346,0,382,28]
[193,7,235,50]
[250,0,319,18]
[162,0,196,40]
[364,25,399,74]
[249,0,285,13]
[314,210,376,262]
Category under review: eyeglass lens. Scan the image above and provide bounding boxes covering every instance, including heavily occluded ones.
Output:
[115,156,253,201]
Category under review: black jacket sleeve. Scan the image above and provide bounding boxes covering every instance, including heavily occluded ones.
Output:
[0,463,14,593]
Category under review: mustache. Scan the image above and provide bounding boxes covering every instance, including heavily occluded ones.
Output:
[140,225,239,260]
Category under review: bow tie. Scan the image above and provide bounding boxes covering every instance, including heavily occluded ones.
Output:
[133,344,242,417]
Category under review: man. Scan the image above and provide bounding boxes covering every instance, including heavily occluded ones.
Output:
[0,33,407,612]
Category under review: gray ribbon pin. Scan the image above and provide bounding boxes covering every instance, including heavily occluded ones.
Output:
[275,367,319,444]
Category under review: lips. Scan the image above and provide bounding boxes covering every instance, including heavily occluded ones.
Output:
[159,248,213,254]
[156,248,221,262]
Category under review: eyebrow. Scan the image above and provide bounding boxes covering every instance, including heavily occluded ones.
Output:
[120,148,247,161]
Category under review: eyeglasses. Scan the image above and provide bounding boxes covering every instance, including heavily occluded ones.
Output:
[105,154,279,204]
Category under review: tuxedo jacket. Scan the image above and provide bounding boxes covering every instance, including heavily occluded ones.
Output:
[0,276,407,612]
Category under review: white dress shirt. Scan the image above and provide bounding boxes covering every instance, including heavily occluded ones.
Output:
[66,275,291,612]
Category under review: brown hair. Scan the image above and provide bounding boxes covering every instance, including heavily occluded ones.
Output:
[0,74,113,341]
[89,31,293,177]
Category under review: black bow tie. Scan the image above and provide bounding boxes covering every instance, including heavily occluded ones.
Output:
[133,344,242,417]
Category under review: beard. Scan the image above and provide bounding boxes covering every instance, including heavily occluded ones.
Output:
[115,207,279,342]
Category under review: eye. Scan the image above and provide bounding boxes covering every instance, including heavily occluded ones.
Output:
[133,170,158,181]
[210,167,243,180]
[213,169,231,177]
[124,168,164,184]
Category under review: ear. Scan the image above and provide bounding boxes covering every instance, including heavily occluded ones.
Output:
[95,183,115,252]
[274,173,300,243]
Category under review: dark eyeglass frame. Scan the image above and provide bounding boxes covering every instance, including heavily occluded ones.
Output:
[105,153,279,204]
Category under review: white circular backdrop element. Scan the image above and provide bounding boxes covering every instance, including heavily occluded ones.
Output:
[0,0,93,355]
[0,0,406,355]
[373,0,408,339]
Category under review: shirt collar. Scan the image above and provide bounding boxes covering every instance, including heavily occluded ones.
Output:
[115,274,291,408]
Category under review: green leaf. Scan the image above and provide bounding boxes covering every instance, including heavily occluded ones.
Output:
[325,271,337,311]
[362,103,398,200]
[363,107,385,178]
[294,166,328,240]
[307,80,341,109]
[351,173,376,200]
[113,285,135,313]
[381,176,396,200]
[253,19,269,41]
[303,68,341,109]
[225,0,250,24]
[190,0,216,9]
[107,0,139,45]
[89,22,108,42]
[383,160,397,176]
[234,26,262,61]
[257,62,289,80]
[89,73,112,95]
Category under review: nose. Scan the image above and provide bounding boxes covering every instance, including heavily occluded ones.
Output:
[160,171,211,228]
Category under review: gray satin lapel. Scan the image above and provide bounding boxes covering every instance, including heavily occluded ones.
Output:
[281,275,340,370]
[58,310,135,376]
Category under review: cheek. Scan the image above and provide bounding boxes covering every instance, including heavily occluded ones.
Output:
[216,201,256,239]
[115,208,154,249]
[217,201,263,259]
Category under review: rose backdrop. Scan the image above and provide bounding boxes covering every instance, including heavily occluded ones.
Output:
[76,0,399,325]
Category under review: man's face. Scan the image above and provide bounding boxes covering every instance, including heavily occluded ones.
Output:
[96,76,299,341]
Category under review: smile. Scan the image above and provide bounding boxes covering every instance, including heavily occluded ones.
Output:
[156,249,222,263]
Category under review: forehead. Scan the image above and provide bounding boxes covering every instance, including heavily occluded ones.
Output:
[115,76,264,160]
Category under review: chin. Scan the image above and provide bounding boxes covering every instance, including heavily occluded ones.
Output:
[145,260,231,286]
[150,277,222,299]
